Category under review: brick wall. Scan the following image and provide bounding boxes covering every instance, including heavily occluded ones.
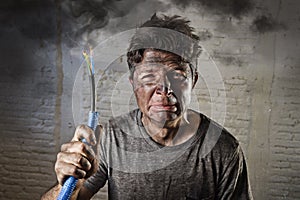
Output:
[0,2,58,198]
[268,1,300,197]
[0,0,299,199]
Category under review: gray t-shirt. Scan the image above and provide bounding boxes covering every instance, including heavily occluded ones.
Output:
[84,109,253,200]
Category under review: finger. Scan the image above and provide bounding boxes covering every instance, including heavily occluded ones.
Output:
[86,155,99,178]
[73,124,97,146]
[55,156,87,185]
[55,163,85,185]
[57,151,92,171]
[61,141,96,162]
[58,163,86,183]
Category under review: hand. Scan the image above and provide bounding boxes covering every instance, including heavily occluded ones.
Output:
[55,125,99,185]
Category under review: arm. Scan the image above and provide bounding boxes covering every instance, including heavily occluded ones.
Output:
[217,146,253,200]
[41,181,95,200]
[41,125,99,200]
[41,184,63,200]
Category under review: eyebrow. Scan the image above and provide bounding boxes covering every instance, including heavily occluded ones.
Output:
[172,64,189,71]
[137,68,156,76]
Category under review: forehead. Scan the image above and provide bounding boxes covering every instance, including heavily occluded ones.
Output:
[142,49,182,63]
[132,50,193,78]
[134,49,190,72]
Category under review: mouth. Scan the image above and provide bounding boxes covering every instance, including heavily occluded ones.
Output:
[150,104,177,112]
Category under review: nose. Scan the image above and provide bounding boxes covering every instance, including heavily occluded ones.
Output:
[155,75,173,95]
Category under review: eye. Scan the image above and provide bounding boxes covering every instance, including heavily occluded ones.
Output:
[139,74,157,86]
[141,74,156,80]
[169,70,187,81]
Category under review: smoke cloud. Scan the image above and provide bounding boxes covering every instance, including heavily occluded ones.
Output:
[170,0,254,18]
[251,14,287,33]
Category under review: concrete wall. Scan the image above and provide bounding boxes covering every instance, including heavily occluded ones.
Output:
[0,0,299,199]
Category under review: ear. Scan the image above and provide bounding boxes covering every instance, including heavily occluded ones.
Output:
[192,71,198,89]
[129,77,137,91]
[129,77,133,86]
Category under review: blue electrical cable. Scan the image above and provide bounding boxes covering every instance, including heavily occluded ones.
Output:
[57,111,98,200]
[57,48,98,200]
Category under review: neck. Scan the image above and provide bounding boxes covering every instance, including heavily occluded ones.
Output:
[143,120,179,146]
[142,110,200,146]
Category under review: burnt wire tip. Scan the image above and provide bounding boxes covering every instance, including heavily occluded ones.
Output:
[83,45,95,75]
[82,51,93,76]
[89,49,95,75]
[82,49,96,112]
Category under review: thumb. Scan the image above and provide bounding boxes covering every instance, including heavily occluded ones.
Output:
[73,124,97,146]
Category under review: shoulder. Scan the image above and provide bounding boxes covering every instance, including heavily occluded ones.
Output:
[101,109,141,141]
[198,113,241,160]
[104,109,139,130]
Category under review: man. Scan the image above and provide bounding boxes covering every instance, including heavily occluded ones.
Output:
[42,14,253,199]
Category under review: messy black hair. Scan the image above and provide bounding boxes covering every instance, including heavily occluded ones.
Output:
[127,13,202,79]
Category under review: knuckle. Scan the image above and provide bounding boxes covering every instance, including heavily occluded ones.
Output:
[74,125,88,140]
[75,154,83,164]
[76,124,86,132]
[56,152,63,160]
[69,165,77,175]
[60,143,67,151]
[54,161,63,176]
[61,142,73,152]
[78,142,86,152]
[54,162,59,173]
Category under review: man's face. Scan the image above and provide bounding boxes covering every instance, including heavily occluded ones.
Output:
[130,50,197,125]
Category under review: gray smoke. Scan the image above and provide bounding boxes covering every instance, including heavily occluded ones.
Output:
[251,14,287,34]
[0,1,56,42]
[170,0,254,18]
[61,0,154,47]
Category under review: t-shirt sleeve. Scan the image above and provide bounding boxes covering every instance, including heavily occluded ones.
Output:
[217,145,253,200]
[83,125,108,194]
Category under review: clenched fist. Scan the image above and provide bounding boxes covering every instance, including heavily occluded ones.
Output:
[54,125,99,185]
